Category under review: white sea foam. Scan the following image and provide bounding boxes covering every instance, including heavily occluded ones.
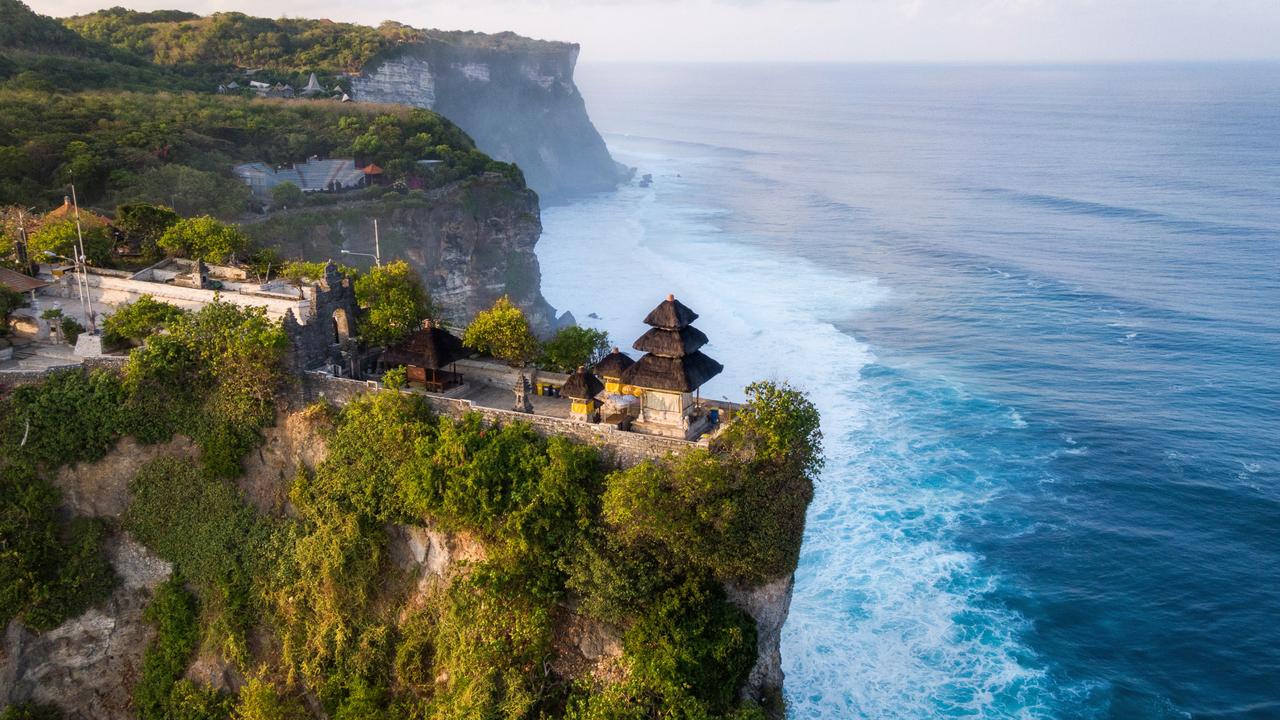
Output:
[538,146,1068,718]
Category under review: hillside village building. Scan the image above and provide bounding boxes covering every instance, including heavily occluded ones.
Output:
[234,158,380,197]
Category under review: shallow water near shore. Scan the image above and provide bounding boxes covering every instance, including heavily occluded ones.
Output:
[536,63,1280,719]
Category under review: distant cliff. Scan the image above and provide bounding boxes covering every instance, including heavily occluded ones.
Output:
[353,32,626,202]
[242,176,559,330]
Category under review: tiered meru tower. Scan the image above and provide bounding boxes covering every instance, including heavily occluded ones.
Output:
[621,294,724,439]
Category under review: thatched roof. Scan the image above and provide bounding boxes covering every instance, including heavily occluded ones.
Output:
[632,325,708,357]
[379,322,465,369]
[594,347,635,379]
[562,366,605,400]
[621,351,723,393]
[642,294,699,330]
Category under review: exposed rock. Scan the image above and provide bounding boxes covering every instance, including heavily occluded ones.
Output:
[387,523,487,613]
[185,652,243,695]
[550,604,626,686]
[725,574,794,710]
[244,177,556,331]
[54,435,198,518]
[351,33,624,201]
[0,535,172,719]
[238,406,333,515]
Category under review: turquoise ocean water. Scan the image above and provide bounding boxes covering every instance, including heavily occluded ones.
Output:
[535,64,1280,719]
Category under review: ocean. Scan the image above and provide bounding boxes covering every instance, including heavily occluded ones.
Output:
[534,64,1280,719]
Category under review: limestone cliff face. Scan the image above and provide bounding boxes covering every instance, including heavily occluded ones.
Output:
[352,33,625,202]
[245,177,558,331]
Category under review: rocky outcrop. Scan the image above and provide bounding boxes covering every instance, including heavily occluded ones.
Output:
[726,575,794,711]
[0,535,172,719]
[54,435,198,519]
[245,176,558,331]
[353,33,625,202]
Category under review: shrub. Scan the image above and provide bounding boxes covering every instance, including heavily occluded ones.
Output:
[0,286,26,335]
[233,672,307,720]
[1,368,124,467]
[537,325,610,373]
[102,294,186,347]
[603,381,821,584]
[134,575,203,720]
[353,260,432,347]
[0,702,63,720]
[462,296,538,367]
[114,203,180,261]
[126,457,265,662]
[59,316,84,346]
[0,463,115,631]
[270,182,304,209]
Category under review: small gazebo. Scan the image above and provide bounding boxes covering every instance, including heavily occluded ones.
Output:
[378,319,466,392]
[621,294,723,439]
[561,365,605,422]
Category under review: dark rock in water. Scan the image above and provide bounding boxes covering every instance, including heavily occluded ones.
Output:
[555,310,578,330]
[351,32,627,202]
[639,173,653,188]
[587,312,600,320]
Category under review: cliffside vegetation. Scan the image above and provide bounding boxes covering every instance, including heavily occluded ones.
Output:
[0,293,821,718]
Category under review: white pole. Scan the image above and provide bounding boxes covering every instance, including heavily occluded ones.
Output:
[373,219,382,267]
[69,185,91,331]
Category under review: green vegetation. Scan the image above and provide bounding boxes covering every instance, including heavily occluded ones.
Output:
[0,285,25,335]
[114,202,180,261]
[135,575,233,720]
[101,294,186,348]
[269,182,303,209]
[0,702,63,720]
[158,215,249,263]
[0,462,116,632]
[0,88,518,217]
[64,9,420,76]
[25,218,113,265]
[353,260,433,347]
[538,325,610,373]
[463,295,540,367]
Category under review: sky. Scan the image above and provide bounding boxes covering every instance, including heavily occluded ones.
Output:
[32,0,1280,64]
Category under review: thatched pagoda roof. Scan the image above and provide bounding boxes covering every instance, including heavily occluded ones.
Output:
[562,366,605,400]
[379,322,465,369]
[632,325,709,357]
[642,294,699,330]
[594,347,635,379]
[621,351,723,393]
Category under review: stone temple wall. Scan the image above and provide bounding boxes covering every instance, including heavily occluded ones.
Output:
[282,263,362,378]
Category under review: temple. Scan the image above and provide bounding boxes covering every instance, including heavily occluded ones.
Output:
[621,294,724,440]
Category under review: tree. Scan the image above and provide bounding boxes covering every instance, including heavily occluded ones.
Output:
[270,182,303,209]
[0,286,27,336]
[114,203,179,261]
[353,260,432,347]
[463,296,539,367]
[537,325,610,373]
[26,218,113,266]
[157,216,249,263]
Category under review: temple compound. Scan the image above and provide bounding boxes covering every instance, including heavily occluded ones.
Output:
[619,294,724,440]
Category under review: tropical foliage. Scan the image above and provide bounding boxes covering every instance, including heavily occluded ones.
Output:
[353,260,433,347]
[537,325,610,373]
[101,294,186,347]
[463,295,540,367]
[157,215,249,263]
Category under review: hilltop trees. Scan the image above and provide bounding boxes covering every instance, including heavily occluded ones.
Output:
[157,216,248,263]
[463,296,539,367]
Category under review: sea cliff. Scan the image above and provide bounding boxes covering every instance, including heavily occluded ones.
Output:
[353,32,627,202]
[243,176,560,331]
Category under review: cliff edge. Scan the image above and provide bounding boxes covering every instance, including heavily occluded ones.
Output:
[353,32,626,202]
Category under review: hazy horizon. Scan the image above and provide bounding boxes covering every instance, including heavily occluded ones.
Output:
[30,0,1280,65]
